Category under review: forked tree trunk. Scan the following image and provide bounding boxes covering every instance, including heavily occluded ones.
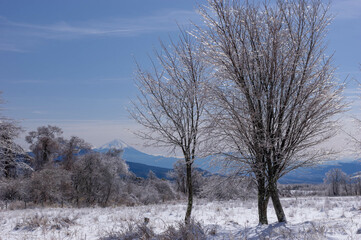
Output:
[185,160,193,224]
[270,181,287,223]
[257,176,269,225]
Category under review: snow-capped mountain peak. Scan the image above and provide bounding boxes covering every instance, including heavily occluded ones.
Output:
[98,139,131,150]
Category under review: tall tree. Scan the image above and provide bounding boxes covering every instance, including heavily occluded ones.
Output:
[0,92,25,178]
[26,125,64,170]
[0,120,24,178]
[197,0,344,224]
[130,28,209,224]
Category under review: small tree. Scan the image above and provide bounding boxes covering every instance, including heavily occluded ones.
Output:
[167,160,204,195]
[196,0,344,224]
[324,168,349,196]
[29,166,72,205]
[130,28,209,223]
[72,152,128,206]
[26,125,64,170]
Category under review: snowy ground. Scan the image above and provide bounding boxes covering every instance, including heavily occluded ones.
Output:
[0,196,360,239]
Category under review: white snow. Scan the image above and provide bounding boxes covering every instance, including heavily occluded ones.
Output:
[98,139,130,150]
[1,196,360,239]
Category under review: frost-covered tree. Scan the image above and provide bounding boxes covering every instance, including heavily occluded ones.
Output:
[29,167,72,205]
[353,174,361,195]
[26,125,64,170]
[61,136,91,170]
[167,160,187,194]
[196,0,344,224]
[72,152,129,206]
[0,120,23,178]
[324,168,349,196]
[200,175,256,201]
[0,93,27,178]
[145,171,178,203]
[130,28,209,223]
[147,170,157,180]
[167,160,204,195]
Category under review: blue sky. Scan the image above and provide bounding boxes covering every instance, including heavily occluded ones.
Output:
[0,0,361,157]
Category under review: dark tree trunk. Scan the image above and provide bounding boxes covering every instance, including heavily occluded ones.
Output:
[185,159,193,224]
[3,147,16,178]
[4,160,14,178]
[257,177,269,225]
[269,181,287,223]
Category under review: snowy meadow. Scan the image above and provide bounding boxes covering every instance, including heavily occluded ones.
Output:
[1,196,360,240]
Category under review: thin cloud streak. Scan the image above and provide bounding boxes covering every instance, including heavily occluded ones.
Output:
[0,43,27,53]
[0,10,199,51]
[3,79,48,84]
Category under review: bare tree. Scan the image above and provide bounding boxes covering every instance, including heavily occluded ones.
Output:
[130,28,209,223]
[196,0,344,224]
[26,125,64,170]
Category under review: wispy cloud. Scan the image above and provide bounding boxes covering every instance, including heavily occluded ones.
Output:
[1,77,132,86]
[0,10,199,52]
[0,43,27,53]
[31,110,47,115]
[3,79,48,84]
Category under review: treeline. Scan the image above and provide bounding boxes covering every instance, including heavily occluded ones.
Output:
[0,123,256,209]
[0,124,175,208]
[278,168,361,198]
[324,168,361,196]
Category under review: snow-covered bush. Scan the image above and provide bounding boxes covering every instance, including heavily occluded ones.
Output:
[160,219,207,240]
[0,178,22,201]
[146,173,178,202]
[99,219,207,240]
[120,173,179,206]
[166,160,205,196]
[72,152,126,206]
[13,213,78,232]
[278,184,327,197]
[199,175,256,201]
[29,166,72,206]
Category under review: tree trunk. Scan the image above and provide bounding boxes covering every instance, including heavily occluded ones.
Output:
[270,182,287,223]
[184,160,193,224]
[257,178,269,225]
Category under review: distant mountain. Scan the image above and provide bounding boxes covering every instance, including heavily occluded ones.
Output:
[95,139,361,184]
[125,161,172,179]
[98,139,130,150]
[94,139,212,179]
[95,139,179,169]
[279,161,361,184]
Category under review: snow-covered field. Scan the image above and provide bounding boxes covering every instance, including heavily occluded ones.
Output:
[1,196,360,239]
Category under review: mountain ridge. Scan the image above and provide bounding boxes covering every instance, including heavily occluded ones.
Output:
[96,139,361,184]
